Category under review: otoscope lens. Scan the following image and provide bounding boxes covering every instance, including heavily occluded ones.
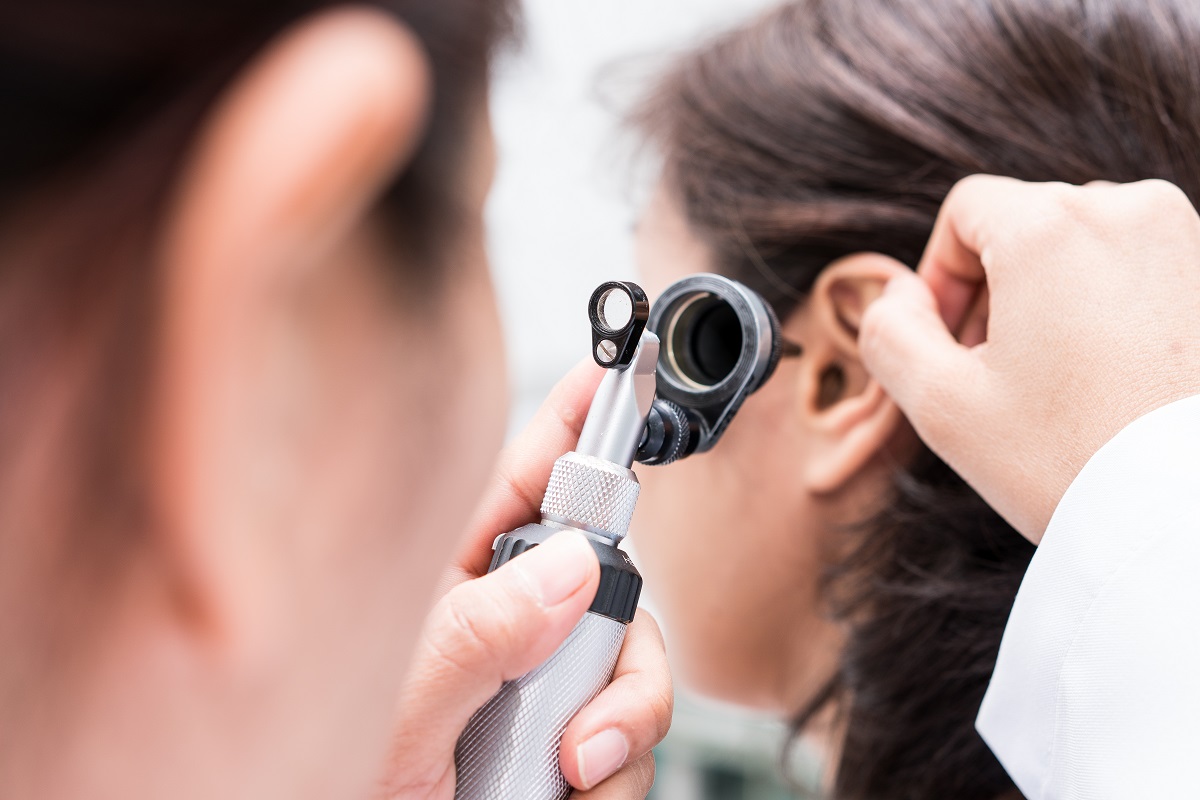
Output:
[688,302,742,384]
[667,294,744,389]
[596,287,634,332]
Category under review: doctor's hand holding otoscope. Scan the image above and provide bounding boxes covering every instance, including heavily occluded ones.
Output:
[387,276,788,799]
[379,356,666,798]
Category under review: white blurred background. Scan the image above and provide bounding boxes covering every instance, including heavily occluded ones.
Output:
[489,0,773,429]
[487,1,823,797]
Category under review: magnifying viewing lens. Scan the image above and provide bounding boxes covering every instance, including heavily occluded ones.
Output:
[596,287,634,332]
[665,294,744,389]
[688,298,742,385]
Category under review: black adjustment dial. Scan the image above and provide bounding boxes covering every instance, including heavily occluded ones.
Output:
[491,524,643,624]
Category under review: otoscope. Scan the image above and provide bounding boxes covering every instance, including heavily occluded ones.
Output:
[454,274,790,799]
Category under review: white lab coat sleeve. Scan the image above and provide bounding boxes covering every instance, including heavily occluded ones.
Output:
[976,394,1200,800]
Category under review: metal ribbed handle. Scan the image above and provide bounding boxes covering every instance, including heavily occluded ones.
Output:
[454,612,627,799]
[540,452,640,543]
[453,446,643,798]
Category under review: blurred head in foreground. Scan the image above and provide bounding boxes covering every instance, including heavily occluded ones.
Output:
[0,2,513,796]
[631,0,1200,797]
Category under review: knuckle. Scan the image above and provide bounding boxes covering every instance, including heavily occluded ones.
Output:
[1088,179,1189,234]
[995,187,1076,259]
[433,583,519,674]
[551,386,589,440]
[1033,183,1081,229]
[651,685,674,742]
[633,609,666,648]
[622,665,673,744]
[1044,181,1086,220]
[636,753,657,793]
[617,753,656,796]
[950,173,998,201]
[1018,180,1196,256]
[942,174,994,217]
[947,173,1027,215]
[436,592,497,674]
[1135,178,1188,207]
[1129,179,1195,226]
[626,614,672,743]
[492,459,544,516]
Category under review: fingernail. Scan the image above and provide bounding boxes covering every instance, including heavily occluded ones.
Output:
[516,531,596,607]
[577,729,629,789]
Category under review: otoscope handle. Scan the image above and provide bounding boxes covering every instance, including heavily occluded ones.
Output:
[453,454,643,800]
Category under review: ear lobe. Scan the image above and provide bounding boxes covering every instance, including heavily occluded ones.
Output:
[800,253,911,495]
[148,8,432,650]
[802,376,904,495]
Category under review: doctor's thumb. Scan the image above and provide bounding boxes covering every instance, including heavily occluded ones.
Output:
[858,271,980,446]
[394,530,600,757]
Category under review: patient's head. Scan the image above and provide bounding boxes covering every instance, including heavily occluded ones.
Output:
[632,0,1200,796]
[0,2,513,796]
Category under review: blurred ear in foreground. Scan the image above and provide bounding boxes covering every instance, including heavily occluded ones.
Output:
[149,7,432,653]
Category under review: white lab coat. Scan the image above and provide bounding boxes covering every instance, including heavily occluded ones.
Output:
[976,394,1200,799]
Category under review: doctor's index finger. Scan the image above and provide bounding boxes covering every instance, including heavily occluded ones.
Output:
[454,359,604,579]
[917,174,1052,333]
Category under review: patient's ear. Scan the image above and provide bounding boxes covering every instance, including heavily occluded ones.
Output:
[148,8,431,654]
[795,253,912,495]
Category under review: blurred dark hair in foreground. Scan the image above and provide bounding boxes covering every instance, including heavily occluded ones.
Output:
[0,0,515,591]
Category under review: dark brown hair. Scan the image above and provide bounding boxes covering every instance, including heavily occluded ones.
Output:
[637,0,1200,797]
[0,0,517,263]
[0,1,515,595]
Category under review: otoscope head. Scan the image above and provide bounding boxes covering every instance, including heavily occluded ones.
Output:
[638,274,785,462]
[575,275,787,468]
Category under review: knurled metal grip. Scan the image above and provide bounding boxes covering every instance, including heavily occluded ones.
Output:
[455,523,641,800]
[453,611,627,799]
[540,452,640,542]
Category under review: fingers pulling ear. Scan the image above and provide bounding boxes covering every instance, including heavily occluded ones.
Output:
[798,253,913,495]
[151,8,432,650]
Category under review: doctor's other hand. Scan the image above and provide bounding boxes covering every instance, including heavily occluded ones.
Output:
[859,175,1200,544]
[375,361,670,799]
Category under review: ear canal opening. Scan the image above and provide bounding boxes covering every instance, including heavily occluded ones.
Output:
[817,364,847,409]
